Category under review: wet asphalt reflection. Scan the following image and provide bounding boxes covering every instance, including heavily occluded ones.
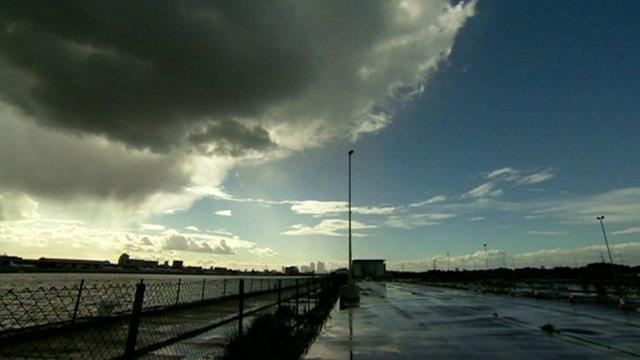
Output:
[305,282,640,359]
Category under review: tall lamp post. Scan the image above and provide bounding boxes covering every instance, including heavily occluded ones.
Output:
[348,150,354,284]
[596,216,617,283]
[483,243,489,270]
[340,150,359,308]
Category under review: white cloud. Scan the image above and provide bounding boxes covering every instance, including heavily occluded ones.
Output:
[140,223,166,231]
[533,187,640,224]
[465,182,503,199]
[162,232,235,255]
[0,219,254,261]
[517,168,555,185]
[612,227,640,236]
[214,210,233,217]
[526,230,566,236]
[185,226,199,232]
[289,200,395,216]
[487,167,519,180]
[0,192,39,221]
[469,216,484,222]
[415,213,457,221]
[384,213,455,229]
[409,195,447,208]
[388,242,640,270]
[188,186,234,200]
[163,208,186,215]
[281,219,376,237]
[249,246,279,257]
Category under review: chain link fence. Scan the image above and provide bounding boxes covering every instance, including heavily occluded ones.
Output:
[0,276,337,359]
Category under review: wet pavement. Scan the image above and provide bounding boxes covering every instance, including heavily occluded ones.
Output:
[306,282,640,359]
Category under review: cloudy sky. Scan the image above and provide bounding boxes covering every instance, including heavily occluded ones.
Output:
[1,1,639,271]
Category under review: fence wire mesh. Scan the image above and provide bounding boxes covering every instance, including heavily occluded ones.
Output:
[0,276,333,359]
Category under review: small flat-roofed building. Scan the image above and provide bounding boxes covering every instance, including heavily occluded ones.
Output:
[117,253,158,269]
[37,257,111,270]
[353,259,386,279]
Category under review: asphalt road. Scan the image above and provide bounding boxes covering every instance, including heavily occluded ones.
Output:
[306,281,640,359]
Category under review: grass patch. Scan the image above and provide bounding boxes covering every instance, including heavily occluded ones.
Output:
[220,284,340,360]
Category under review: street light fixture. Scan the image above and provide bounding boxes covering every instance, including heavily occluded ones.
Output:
[596,216,617,283]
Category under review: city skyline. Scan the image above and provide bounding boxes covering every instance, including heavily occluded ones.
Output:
[1,1,639,271]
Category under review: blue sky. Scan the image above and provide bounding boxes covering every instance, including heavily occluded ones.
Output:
[1,0,639,270]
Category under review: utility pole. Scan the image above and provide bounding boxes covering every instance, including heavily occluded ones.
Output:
[446,252,450,271]
[596,216,617,283]
[483,244,489,270]
[348,150,354,284]
[339,150,360,308]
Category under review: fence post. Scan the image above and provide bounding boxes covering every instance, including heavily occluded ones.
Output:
[295,279,299,316]
[201,279,206,302]
[124,280,146,356]
[223,278,227,297]
[72,279,84,323]
[314,278,318,305]
[175,278,181,306]
[307,279,311,313]
[277,279,282,310]
[238,279,245,336]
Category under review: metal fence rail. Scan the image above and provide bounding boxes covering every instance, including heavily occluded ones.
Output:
[0,276,338,359]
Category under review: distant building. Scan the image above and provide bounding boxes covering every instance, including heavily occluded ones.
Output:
[38,257,111,270]
[333,267,349,275]
[117,253,129,266]
[211,267,227,274]
[283,266,299,275]
[310,262,316,273]
[0,255,23,266]
[316,261,326,273]
[353,259,386,279]
[117,253,158,268]
[172,260,184,269]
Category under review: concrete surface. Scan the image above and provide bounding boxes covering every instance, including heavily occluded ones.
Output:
[306,282,640,359]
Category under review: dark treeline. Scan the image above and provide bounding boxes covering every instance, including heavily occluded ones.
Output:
[390,262,640,285]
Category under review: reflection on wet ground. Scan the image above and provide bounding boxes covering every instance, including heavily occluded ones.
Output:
[306,282,640,359]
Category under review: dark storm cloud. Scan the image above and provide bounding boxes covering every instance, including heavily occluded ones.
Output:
[187,119,275,156]
[0,0,475,207]
[0,1,389,154]
[0,115,191,201]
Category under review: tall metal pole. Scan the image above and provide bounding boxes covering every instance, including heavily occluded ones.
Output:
[483,244,488,270]
[597,216,617,283]
[348,150,354,284]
